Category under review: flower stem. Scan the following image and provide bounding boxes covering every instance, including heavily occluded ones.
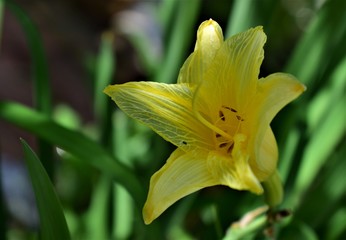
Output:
[262,170,283,208]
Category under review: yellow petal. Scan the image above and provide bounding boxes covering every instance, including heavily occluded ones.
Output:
[194,19,223,54]
[247,73,306,178]
[252,73,306,124]
[194,19,224,75]
[178,19,223,85]
[177,53,195,84]
[250,127,278,181]
[104,82,214,151]
[143,148,218,224]
[193,26,267,119]
[207,134,263,194]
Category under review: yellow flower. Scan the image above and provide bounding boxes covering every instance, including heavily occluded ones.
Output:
[104,19,306,225]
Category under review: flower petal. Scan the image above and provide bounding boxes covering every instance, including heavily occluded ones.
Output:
[177,53,195,84]
[250,127,278,181]
[194,19,224,59]
[143,148,218,224]
[178,19,223,86]
[252,73,306,125]
[207,134,263,194]
[247,73,306,178]
[104,82,214,151]
[193,26,267,119]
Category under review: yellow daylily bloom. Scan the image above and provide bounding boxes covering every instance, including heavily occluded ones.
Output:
[104,19,306,225]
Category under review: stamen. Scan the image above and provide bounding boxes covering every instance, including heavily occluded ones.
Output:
[227,142,234,153]
[219,110,225,121]
[222,105,237,113]
[195,110,233,140]
[213,105,245,154]
[219,143,228,148]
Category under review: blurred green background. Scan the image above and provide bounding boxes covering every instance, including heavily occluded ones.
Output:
[0,0,345,239]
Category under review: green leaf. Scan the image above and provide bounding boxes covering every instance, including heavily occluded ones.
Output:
[223,215,266,240]
[95,32,115,118]
[7,1,51,114]
[155,0,200,83]
[278,220,319,240]
[292,146,346,229]
[285,0,346,86]
[325,208,346,240]
[158,0,178,37]
[278,127,301,184]
[84,176,111,240]
[7,0,54,177]
[307,55,346,133]
[225,0,256,37]
[95,32,115,148]
[113,184,133,239]
[0,101,145,208]
[20,139,70,240]
[289,82,346,208]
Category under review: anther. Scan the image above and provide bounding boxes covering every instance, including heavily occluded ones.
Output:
[227,142,234,153]
[219,111,225,121]
[219,143,228,148]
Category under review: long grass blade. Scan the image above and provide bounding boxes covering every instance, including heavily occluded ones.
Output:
[155,0,200,83]
[21,139,70,240]
[285,0,346,87]
[7,0,54,176]
[95,32,115,148]
[225,0,255,37]
[84,176,111,240]
[0,101,145,208]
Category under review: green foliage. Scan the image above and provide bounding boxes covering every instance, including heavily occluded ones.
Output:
[21,139,70,240]
[0,101,145,209]
[6,0,54,177]
[0,0,345,239]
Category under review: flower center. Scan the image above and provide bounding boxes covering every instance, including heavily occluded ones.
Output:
[213,105,245,155]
